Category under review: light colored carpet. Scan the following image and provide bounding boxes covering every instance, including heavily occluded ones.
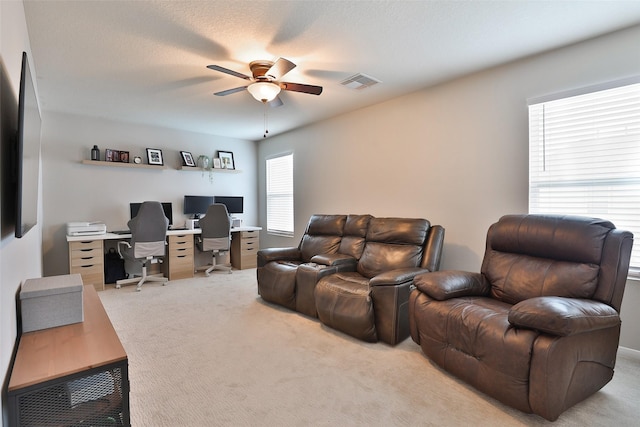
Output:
[98,269,640,426]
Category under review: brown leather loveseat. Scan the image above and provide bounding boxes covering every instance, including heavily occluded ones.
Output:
[257,214,445,345]
[409,214,633,421]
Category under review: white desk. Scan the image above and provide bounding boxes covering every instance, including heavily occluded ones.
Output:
[67,226,261,290]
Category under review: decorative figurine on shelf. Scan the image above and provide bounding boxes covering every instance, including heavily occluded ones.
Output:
[91,145,100,161]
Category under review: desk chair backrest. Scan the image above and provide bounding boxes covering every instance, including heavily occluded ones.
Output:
[128,201,169,259]
[199,203,231,251]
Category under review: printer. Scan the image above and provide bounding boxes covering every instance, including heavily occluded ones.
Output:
[67,222,107,236]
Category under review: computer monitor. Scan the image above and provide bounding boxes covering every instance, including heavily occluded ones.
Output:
[213,196,244,215]
[183,195,214,218]
[130,202,173,227]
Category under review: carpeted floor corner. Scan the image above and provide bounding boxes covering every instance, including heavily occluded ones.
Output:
[98,269,640,426]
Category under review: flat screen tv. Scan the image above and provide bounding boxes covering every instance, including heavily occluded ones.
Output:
[183,195,214,218]
[15,52,42,238]
[214,196,243,214]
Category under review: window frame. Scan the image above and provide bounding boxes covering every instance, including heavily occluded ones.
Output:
[265,152,294,237]
[528,78,640,276]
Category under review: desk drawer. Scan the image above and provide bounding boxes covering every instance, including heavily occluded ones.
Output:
[69,240,102,251]
[231,231,259,270]
[239,253,258,269]
[169,245,193,257]
[168,234,194,280]
[70,247,103,261]
[69,239,105,291]
[240,231,259,240]
[70,255,103,268]
[169,234,193,246]
[168,254,194,280]
[240,239,259,252]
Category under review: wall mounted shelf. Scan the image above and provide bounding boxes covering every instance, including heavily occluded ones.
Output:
[81,160,167,170]
[178,166,241,173]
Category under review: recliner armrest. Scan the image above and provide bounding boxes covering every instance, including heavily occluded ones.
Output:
[413,270,489,300]
[257,247,301,267]
[370,268,430,287]
[508,296,620,337]
[311,253,357,267]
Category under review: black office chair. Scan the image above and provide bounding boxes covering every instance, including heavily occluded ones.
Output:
[116,201,169,291]
[197,203,232,276]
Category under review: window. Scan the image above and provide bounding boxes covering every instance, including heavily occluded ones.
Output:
[529,81,640,272]
[266,153,294,236]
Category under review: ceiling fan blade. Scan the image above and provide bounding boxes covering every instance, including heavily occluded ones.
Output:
[207,65,251,80]
[268,96,284,108]
[267,57,296,80]
[214,86,248,96]
[280,82,323,95]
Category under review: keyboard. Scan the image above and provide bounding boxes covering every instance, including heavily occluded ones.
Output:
[111,230,131,235]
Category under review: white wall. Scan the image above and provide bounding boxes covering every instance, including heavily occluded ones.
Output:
[258,25,640,349]
[0,1,43,425]
[41,112,257,277]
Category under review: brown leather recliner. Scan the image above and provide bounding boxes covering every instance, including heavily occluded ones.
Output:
[315,217,445,345]
[409,214,633,421]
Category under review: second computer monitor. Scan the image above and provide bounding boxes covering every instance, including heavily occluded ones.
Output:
[183,195,214,218]
[214,196,243,214]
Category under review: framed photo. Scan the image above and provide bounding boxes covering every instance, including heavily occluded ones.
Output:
[180,151,196,167]
[120,151,129,163]
[146,148,164,166]
[104,149,116,162]
[218,150,235,170]
[213,158,222,169]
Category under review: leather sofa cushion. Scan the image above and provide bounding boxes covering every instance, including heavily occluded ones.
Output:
[315,273,377,342]
[357,218,430,278]
[338,215,371,260]
[484,252,600,304]
[358,243,423,279]
[300,235,342,262]
[344,214,371,237]
[306,214,346,236]
[366,218,430,245]
[487,214,613,264]
[411,292,539,412]
[299,215,347,262]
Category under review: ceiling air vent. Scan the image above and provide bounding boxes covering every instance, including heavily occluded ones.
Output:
[340,73,381,90]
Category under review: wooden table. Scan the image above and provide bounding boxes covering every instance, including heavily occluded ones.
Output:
[8,284,130,426]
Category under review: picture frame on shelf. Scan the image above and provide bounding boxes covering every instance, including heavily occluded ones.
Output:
[218,150,235,169]
[120,151,130,163]
[146,148,164,166]
[213,158,222,169]
[180,151,196,167]
[104,149,115,162]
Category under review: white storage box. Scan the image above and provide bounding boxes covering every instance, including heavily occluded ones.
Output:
[20,274,84,333]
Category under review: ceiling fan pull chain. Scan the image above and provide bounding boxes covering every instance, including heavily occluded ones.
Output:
[263,101,269,138]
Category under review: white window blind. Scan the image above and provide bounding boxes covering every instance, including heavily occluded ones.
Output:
[266,153,294,236]
[529,82,640,272]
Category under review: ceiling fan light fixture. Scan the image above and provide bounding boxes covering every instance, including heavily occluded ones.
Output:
[247,82,281,102]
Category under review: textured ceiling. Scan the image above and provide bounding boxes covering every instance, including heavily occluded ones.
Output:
[23,0,640,141]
